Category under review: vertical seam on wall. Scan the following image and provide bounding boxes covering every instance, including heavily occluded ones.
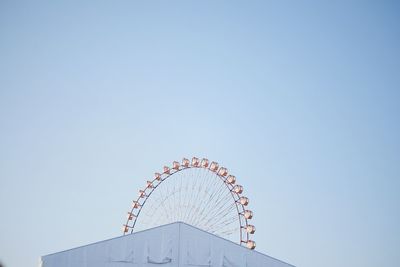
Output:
[177,222,181,267]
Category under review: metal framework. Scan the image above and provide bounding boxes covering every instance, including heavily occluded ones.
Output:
[123,157,256,249]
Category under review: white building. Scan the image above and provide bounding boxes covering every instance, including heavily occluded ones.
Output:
[41,222,295,267]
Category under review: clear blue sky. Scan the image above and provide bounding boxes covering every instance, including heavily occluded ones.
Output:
[0,1,399,266]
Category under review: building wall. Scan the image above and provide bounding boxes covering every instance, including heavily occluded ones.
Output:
[41,222,294,267]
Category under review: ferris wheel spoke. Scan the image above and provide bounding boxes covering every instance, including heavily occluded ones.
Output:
[196,176,227,225]
[202,196,235,227]
[194,169,220,225]
[202,203,236,231]
[184,167,207,224]
[206,216,238,236]
[215,225,238,236]
[187,167,202,220]
[181,168,192,222]
[183,169,199,225]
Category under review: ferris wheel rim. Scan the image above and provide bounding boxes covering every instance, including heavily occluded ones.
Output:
[123,157,256,250]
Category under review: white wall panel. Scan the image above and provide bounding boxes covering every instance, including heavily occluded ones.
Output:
[41,222,294,267]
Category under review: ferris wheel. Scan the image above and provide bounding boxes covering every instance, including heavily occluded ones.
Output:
[122,157,256,250]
